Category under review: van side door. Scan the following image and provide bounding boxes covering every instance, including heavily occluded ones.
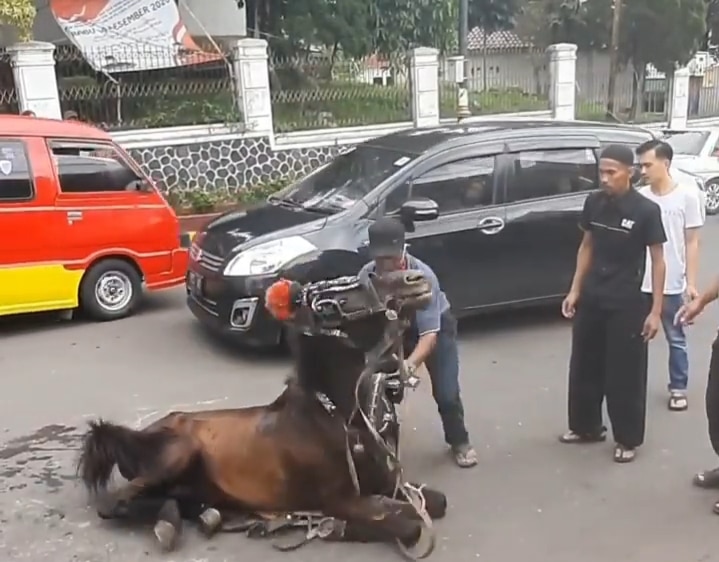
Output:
[47,139,174,275]
[498,135,599,302]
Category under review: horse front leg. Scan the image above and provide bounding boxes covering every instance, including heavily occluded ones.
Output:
[324,495,435,559]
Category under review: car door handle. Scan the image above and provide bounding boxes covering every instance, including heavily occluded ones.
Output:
[66,210,83,223]
[477,216,504,234]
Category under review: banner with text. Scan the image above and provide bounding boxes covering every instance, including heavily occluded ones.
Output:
[50,0,222,72]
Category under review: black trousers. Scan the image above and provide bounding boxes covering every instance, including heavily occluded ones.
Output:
[567,296,650,448]
[706,336,719,456]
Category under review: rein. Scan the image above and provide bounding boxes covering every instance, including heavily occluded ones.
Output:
[346,308,433,539]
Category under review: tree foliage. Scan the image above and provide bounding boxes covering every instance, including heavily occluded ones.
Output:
[468,0,521,34]
[247,0,457,59]
[0,0,35,41]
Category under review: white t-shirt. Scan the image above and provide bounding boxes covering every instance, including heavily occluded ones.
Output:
[639,181,705,295]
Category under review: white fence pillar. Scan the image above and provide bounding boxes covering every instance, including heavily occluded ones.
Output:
[232,38,273,136]
[7,41,62,119]
[667,67,690,129]
[547,43,577,120]
[409,47,440,128]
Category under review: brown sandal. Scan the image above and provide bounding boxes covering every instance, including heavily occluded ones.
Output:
[558,427,607,444]
[693,467,719,489]
[613,444,636,463]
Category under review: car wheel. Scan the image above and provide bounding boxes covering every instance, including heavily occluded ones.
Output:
[79,259,142,321]
[705,180,719,216]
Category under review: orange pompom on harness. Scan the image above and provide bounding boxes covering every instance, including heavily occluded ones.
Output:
[265,278,295,321]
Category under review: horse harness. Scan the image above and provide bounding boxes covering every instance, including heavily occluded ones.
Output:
[243,273,432,555]
[220,510,347,551]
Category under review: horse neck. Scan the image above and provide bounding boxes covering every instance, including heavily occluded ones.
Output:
[292,332,367,421]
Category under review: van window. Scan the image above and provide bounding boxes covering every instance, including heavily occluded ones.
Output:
[0,139,33,201]
[48,141,143,194]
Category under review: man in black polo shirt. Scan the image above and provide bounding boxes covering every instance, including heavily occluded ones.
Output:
[559,144,667,463]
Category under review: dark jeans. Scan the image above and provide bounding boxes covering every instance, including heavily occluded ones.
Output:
[706,336,719,456]
[567,296,650,449]
[406,312,470,447]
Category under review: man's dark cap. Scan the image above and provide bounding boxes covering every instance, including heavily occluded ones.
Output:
[599,144,635,167]
[368,218,405,258]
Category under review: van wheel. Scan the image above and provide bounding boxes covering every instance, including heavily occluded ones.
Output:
[80,259,142,321]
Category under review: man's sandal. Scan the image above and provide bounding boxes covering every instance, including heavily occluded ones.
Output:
[668,392,688,412]
[613,444,636,463]
[558,427,607,444]
[693,467,719,489]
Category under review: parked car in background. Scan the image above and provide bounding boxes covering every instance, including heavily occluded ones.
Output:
[661,128,719,214]
[0,116,191,322]
[188,119,689,348]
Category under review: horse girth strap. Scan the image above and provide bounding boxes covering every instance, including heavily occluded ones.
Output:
[224,511,345,551]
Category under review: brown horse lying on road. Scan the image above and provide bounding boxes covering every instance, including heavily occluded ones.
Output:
[77,269,448,559]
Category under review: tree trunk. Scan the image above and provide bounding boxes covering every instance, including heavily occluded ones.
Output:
[628,63,640,121]
[606,0,623,117]
[482,32,488,92]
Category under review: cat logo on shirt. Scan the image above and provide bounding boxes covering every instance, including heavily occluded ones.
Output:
[620,218,635,230]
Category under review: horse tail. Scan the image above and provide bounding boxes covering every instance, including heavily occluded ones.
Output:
[76,418,168,493]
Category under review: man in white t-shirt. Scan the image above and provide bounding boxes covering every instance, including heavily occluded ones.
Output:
[636,139,705,411]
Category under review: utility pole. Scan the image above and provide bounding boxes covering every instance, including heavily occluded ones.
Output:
[456,0,471,119]
[605,0,622,117]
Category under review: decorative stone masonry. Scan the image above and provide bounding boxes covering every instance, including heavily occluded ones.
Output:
[127,135,342,191]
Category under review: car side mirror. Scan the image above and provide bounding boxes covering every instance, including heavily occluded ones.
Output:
[399,198,439,229]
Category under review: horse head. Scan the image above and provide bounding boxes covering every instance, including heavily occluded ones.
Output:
[264,269,433,419]
[264,268,432,350]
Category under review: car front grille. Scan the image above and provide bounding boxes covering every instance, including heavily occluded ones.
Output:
[190,243,224,273]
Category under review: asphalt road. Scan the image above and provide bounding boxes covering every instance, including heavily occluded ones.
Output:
[3,224,719,562]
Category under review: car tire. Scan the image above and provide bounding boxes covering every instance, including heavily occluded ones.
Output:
[79,259,143,321]
[705,180,719,216]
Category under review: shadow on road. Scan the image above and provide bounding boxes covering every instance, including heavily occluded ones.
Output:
[0,292,181,338]
[188,321,291,365]
[457,304,566,340]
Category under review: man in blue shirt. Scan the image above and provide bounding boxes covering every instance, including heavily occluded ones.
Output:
[359,218,477,468]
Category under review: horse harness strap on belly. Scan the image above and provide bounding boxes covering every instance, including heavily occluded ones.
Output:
[223,511,346,551]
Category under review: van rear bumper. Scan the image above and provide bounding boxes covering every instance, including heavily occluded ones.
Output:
[145,248,190,291]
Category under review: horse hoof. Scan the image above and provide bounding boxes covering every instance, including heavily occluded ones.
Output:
[198,508,222,537]
[154,520,179,551]
[396,520,435,560]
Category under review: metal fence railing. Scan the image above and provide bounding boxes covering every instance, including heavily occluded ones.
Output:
[0,50,18,114]
[54,44,240,130]
[575,59,668,123]
[439,47,550,119]
[269,53,412,133]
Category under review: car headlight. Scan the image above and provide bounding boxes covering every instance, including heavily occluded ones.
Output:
[223,236,317,276]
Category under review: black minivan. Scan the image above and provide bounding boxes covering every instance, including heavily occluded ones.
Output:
[186,119,668,347]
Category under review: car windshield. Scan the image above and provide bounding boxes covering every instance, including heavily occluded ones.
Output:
[663,130,709,155]
[272,145,416,212]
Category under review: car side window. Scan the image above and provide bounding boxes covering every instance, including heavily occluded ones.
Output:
[0,139,33,201]
[49,141,143,194]
[384,156,496,215]
[506,148,597,204]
